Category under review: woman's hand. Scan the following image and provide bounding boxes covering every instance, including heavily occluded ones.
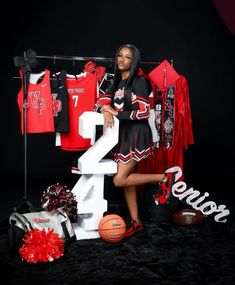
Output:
[103,111,115,128]
[100,105,118,127]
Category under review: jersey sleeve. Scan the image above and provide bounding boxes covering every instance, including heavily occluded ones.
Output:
[117,77,151,120]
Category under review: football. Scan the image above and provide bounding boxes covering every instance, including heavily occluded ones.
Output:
[172,208,204,225]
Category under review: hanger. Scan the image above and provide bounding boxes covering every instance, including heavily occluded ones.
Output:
[66,59,81,79]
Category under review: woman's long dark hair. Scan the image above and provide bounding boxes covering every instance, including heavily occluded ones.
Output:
[110,44,141,109]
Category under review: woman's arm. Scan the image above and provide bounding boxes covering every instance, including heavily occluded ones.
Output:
[101,105,118,116]
[94,94,117,128]
[93,93,112,113]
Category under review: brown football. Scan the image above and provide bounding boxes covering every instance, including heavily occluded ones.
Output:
[172,208,204,225]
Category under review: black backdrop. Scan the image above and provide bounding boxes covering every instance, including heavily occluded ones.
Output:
[1,0,235,219]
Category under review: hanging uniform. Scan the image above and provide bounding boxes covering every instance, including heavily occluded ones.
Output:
[17,69,54,134]
[50,70,69,133]
[58,72,98,151]
[137,75,194,179]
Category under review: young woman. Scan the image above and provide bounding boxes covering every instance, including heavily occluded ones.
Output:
[94,44,174,237]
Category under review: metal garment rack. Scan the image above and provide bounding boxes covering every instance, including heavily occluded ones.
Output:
[36,54,173,66]
[14,51,173,202]
[13,54,174,79]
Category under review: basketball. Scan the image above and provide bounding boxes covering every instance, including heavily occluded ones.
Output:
[98,214,126,243]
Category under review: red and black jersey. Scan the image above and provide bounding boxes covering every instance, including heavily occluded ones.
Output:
[17,69,54,134]
[58,72,98,151]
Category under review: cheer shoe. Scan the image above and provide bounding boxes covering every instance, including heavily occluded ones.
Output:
[125,220,143,238]
[159,172,175,204]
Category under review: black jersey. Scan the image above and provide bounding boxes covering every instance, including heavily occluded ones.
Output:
[51,70,70,133]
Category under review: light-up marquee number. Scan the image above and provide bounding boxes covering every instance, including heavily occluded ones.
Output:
[71,111,119,240]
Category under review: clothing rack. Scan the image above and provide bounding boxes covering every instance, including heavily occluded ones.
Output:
[35,54,173,66]
[13,54,174,79]
[14,49,174,205]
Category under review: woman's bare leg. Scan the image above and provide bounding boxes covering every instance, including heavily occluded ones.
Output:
[113,160,165,225]
[113,161,165,188]
[124,186,141,223]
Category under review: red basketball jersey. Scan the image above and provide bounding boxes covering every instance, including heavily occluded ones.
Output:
[17,69,55,134]
[59,72,98,151]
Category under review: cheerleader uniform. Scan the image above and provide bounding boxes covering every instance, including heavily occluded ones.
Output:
[95,75,153,164]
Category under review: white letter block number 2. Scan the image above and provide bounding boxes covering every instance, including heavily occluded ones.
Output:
[71,111,119,240]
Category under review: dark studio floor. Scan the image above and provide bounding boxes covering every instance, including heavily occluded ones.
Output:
[0,174,234,285]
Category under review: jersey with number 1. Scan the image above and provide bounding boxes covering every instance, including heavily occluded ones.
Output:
[59,72,98,151]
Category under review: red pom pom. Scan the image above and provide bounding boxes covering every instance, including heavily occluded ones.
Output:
[19,228,64,263]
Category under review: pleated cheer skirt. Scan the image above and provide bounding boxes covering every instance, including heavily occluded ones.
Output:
[112,120,154,164]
